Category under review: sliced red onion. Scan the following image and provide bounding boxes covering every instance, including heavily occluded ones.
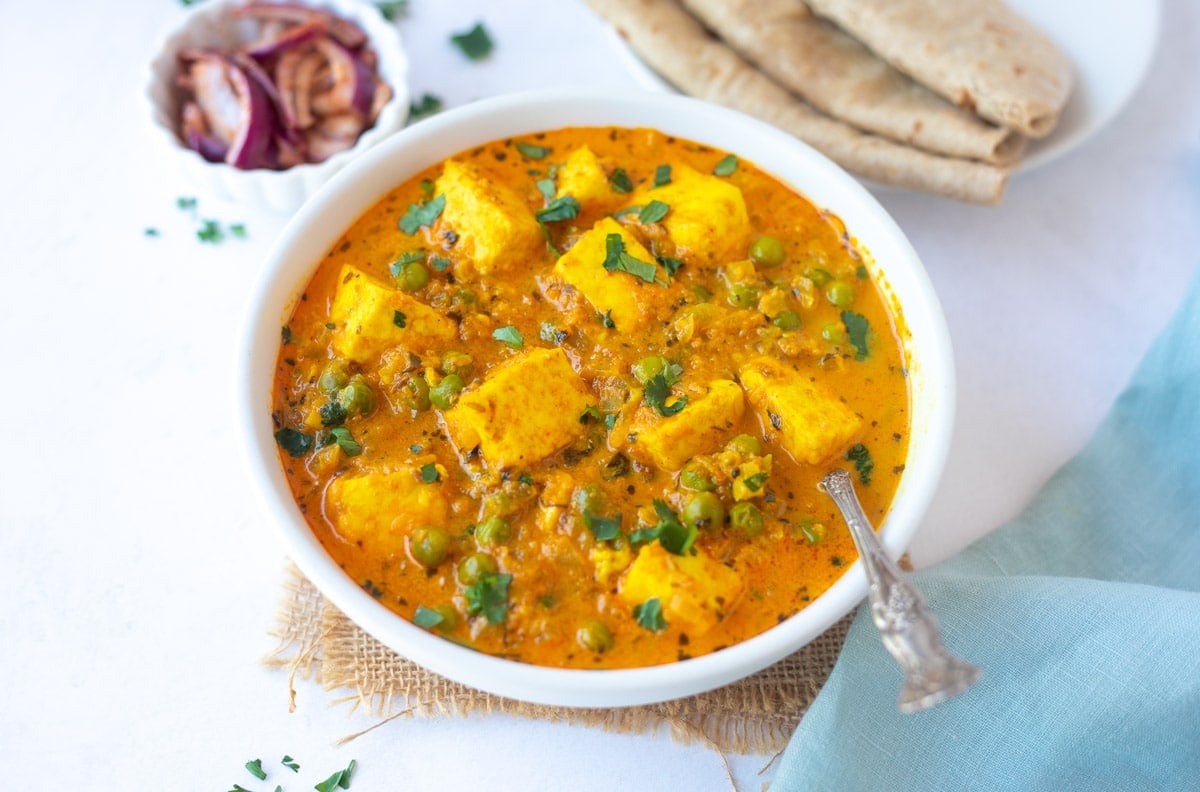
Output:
[181,101,229,162]
[244,18,326,59]
[224,61,277,169]
[234,2,367,49]
[309,37,375,119]
[233,51,301,144]
[187,54,244,143]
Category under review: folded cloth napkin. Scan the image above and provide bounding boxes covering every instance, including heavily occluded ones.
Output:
[772,267,1200,792]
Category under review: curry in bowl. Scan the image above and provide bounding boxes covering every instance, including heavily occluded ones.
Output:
[270,126,909,670]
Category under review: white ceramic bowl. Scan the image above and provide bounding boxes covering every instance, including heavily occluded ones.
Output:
[237,90,955,707]
[145,0,409,214]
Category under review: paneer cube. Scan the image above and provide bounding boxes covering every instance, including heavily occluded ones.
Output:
[738,357,862,465]
[629,379,745,471]
[329,265,457,363]
[443,347,593,470]
[552,217,678,331]
[435,159,542,276]
[324,465,450,550]
[555,146,620,212]
[618,542,744,637]
[647,163,752,265]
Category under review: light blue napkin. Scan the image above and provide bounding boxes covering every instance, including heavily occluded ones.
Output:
[772,266,1200,792]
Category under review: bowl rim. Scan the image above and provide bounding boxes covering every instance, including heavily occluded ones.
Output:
[236,88,955,707]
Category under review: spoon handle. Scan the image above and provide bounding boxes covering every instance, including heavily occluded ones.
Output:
[820,469,982,712]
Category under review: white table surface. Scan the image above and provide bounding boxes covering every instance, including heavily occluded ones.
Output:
[2,1,1197,789]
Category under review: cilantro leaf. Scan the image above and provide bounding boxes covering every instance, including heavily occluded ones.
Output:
[653,164,671,187]
[451,22,493,60]
[274,427,313,458]
[742,472,768,492]
[536,195,580,223]
[388,249,426,276]
[465,573,512,624]
[314,759,358,792]
[376,0,407,20]
[713,154,738,176]
[413,605,444,628]
[657,255,684,277]
[637,200,669,224]
[399,193,446,235]
[602,233,659,284]
[393,310,407,328]
[633,598,668,631]
[492,325,524,349]
[515,141,551,159]
[609,167,633,194]
[536,178,557,200]
[319,402,347,427]
[840,310,871,360]
[430,256,451,271]
[599,310,616,329]
[651,499,696,555]
[420,462,440,483]
[245,759,266,780]
[644,372,688,417]
[329,427,362,456]
[583,510,621,541]
[408,92,442,120]
[846,443,874,485]
[281,756,300,772]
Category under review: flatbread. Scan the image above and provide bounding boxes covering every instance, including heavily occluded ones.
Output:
[681,0,1023,164]
[585,0,1011,204]
[802,0,1073,137]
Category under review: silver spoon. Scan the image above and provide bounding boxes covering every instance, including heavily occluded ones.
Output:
[820,468,982,713]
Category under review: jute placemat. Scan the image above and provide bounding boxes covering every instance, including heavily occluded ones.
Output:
[266,564,854,755]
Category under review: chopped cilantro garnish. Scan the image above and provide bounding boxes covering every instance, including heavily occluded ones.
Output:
[319,402,347,427]
[408,93,442,121]
[633,598,668,631]
[657,255,684,277]
[176,196,197,211]
[653,164,671,187]
[742,472,768,492]
[274,427,312,458]
[399,193,446,234]
[846,443,874,485]
[393,310,407,328]
[713,154,738,176]
[637,200,669,224]
[536,178,557,200]
[143,227,159,237]
[579,405,603,424]
[609,167,633,194]
[430,256,451,271]
[281,325,293,344]
[602,233,659,284]
[314,759,357,792]
[197,219,224,243]
[856,264,869,279]
[465,573,511,624]
[451,22,493,60]
[644,371,687,417]
[605,413,617,431]
[376,0,407,20]
[536,195,580,223]
[518,472,534,486]
[515,141,551,159]
[583,510,621,541]
[492,325,524,349]
[653,499,696,555]
[840,310,871,360]
[281,755,300,772]
[229,223,247,239]
[388,249,426,276]
[329,427,362,456]
[599,310,616,328]
[245,759,266,780]
[420,462,440,483]
[413,605,444,628]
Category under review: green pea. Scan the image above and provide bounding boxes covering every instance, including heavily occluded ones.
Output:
[749,235,786,268]
[429,374,465,409]
[682,492,726,531]
[318,360,350,394]
[337,374,375,416]
[805,267,833,287]
[430,604,459,631]
[575,484,604,515]
[771,310,801,330]
[405,375,431,411]
[457,552,498,584]
[727,283,760,309]
[729,502,765,537]
[679,460,717,492]
[476,515,513,546]
[577,619,615,652]
[825,280,855,308]
[395,260,430,292]
[725,433,763,457]
[632,355,668,384]
[441,351,473,378]
[821,322,846,344]
[410,526,451,568]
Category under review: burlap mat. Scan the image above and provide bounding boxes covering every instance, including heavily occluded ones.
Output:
[266,564,854,755]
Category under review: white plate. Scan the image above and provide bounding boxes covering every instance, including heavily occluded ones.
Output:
[609,0,1161,174]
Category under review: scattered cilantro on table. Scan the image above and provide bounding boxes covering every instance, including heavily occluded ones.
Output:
[408,92,443,121]
[451,22,493,60]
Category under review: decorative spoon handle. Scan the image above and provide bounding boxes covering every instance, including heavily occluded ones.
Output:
[820,469,982,712]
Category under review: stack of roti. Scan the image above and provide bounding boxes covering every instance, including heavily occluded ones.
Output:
[584,0,1073,204]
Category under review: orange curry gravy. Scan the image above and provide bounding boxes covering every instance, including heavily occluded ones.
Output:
[272,126,910,669]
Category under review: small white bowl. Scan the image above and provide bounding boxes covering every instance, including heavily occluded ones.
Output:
[237,90,955,707]
[146,0,409,213]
